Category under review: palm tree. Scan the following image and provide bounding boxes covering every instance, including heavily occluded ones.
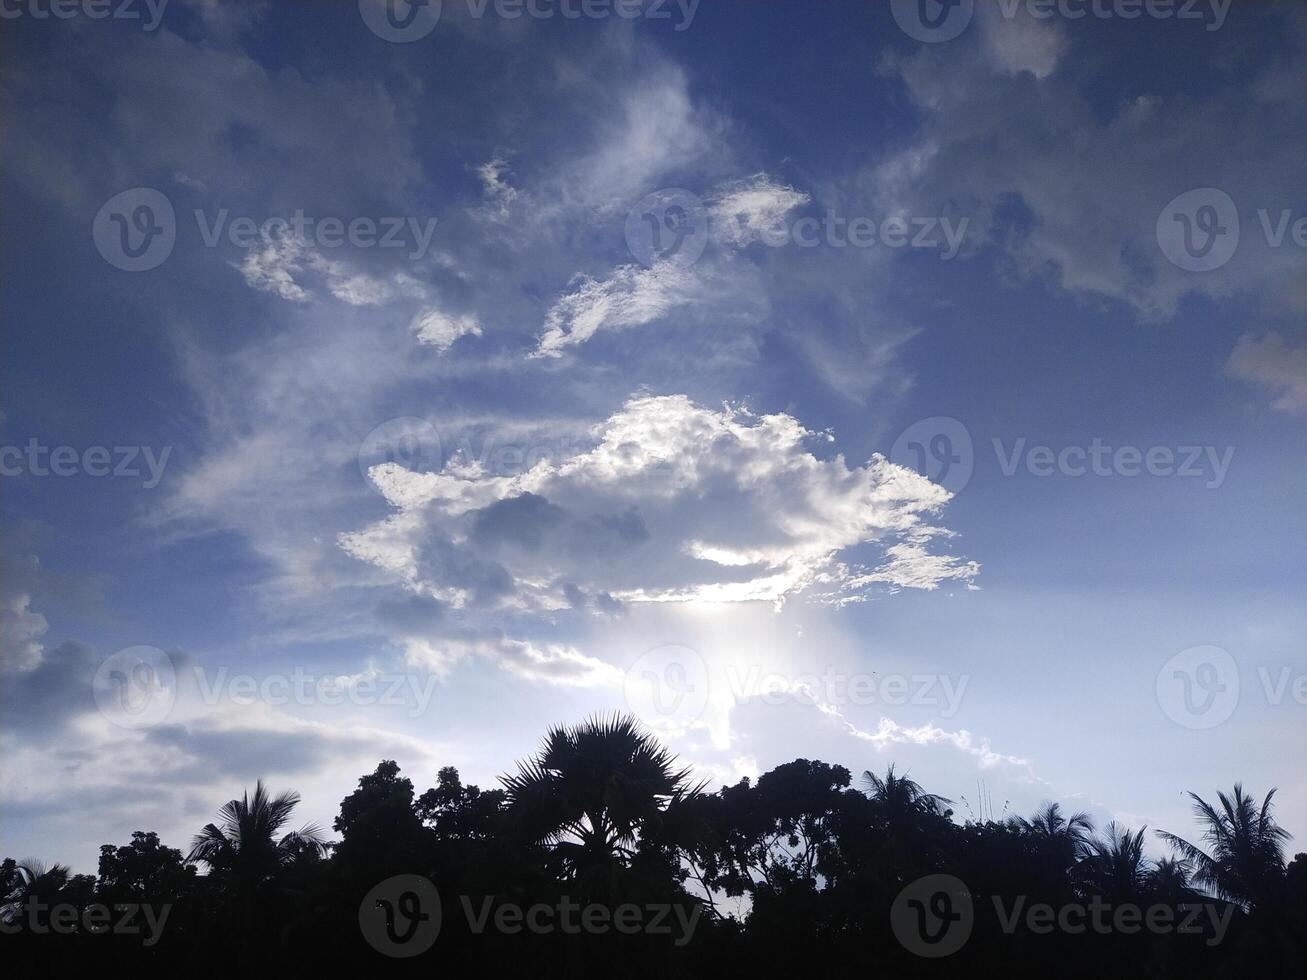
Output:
[1148,855,1194,903]
[0,860,71,923]
[860,765,953,885]
[1079,822,1150,902]
[188,781,326,962]
[502,714,702,883]
[1157,784,1290,912]
[1011,802,1095,895]
[861,764,952,823]
[1013,802,1094,855]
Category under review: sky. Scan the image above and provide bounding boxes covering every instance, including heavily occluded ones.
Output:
[1,0,1304,874]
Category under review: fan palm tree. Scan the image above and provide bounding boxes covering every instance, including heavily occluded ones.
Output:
[188,781,326,962]
[0,860,71,923]
[1157,784,1290,912]
[502,714,702,883]
[1079,822,1150,902]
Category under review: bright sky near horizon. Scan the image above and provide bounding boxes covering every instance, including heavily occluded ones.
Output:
[1,0,1303,872]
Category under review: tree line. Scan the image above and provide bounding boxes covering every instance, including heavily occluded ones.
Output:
[2,714,1303,977]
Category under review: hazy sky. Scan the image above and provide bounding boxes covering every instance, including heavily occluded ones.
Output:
[2,0,1303,872]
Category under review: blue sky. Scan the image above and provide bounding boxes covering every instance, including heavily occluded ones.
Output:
[1,0,1303,872]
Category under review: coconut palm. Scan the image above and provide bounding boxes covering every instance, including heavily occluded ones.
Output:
[1148,855,1195,904]
[1157,784,1290,911]
[188,781,326,883]
[188,781,326,963]
[861,764,952,822]
[502,714,702,880]
[1079,822,1150,901]
[1013,802,1095,855]
[859,765,953,885]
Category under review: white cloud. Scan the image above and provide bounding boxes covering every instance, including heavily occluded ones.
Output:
[708,174,810,247]
[1226,332,1307,413]
[341,394,978,613]
[847,715,1042,783]
[572,67,727,211]
[234,232,311,302]
[233,231,431,307]
[874,20,1303,320]
[1,591,48,674]
[412,308,483,351]
[475,157,519,220]
[976,3,1066,79]
[534,261,702,356]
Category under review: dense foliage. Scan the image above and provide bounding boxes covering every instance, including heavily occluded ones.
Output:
[3,715,1303,978]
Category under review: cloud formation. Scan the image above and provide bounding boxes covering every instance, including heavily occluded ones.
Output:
[1226,332,1307,413]
[343,394,978,615]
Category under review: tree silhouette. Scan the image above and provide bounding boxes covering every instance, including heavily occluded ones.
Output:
[0,860,72,921]
[1079,821,1150,903]
[1158,784,1291,912]
[187,781,326,965]
[862,764,951,822]
[3,722,1303,977]
[503,714,702,884]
